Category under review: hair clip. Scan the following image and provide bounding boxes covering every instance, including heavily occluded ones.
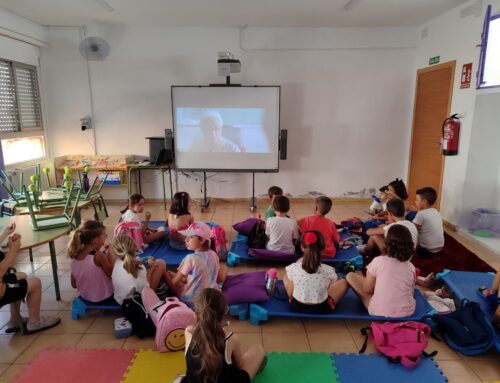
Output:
[304,232,318,245]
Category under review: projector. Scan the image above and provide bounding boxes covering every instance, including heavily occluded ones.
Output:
[218,51,241,76]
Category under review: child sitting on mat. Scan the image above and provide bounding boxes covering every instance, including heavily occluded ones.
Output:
[167,191,194,250]
[120,193,166,244]
[0,225,61,334]
[284,231,349,314]
[362,198,418,255]
[265,185,283,220]
[373,179,409,221]
[68,220,115,304]
[297,196,342,258]
[413,187,444,257]
[368,185,389,215]
[175,288,266,383]
[346,225,416,318]
[266,196,299,253]
[111,235,171,305]
[169,222,227,306]
[480,269,500,327]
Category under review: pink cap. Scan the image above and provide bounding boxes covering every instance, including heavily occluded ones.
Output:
[179,221,213,240]
[267,268,277,278]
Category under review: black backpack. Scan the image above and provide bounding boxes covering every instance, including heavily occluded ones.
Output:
[247,219,267,249]
[431,299,495,355]
[121,293,156,339]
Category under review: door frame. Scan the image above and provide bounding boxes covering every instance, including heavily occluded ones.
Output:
[407,60,456,208]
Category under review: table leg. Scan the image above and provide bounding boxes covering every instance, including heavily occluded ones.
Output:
[161,170,167,210]
[29,248,33,263]
[138,170,142,194]
[48,241,61,301]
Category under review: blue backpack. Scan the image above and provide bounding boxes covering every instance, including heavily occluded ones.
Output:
[431,299,495,355]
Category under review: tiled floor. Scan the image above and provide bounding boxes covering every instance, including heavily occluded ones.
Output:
[0,200,499,383]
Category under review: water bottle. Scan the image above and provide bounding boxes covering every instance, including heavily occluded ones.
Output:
[266,268,277,296]
[82,172,90,193]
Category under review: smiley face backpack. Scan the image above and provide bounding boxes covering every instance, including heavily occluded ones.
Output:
[142,287,195,352]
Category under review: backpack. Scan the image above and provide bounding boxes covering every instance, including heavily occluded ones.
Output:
[247,219,267,249]
[114,221,145,252]
[121,293,156,339]
[142,287,195,352]
[431,299,496,355]
[212,226,228,260]
[359,321,436,368]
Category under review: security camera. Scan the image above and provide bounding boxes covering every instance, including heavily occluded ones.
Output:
[80,117,92,131]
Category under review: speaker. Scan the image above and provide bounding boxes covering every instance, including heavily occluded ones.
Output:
[164,129,174,164]
[279,129,287,160]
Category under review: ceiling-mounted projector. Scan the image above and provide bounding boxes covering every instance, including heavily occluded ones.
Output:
[218,52,241,76]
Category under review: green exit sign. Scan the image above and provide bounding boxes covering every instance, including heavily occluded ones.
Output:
[429,56,440,65]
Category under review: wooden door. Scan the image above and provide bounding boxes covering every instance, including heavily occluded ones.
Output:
[407,61,455,208]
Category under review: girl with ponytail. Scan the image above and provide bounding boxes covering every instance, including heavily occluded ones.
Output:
[178,288,265,383]
[167,192,194,250]
[111,235,172,305]
[68,220,114,303]
[284,230,348,314]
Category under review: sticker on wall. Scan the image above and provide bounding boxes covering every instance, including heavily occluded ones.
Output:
[460,63,473,89]
[429,56,440,65]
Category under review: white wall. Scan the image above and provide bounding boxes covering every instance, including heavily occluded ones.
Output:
[415,0,500,226]
[41,26,417,200]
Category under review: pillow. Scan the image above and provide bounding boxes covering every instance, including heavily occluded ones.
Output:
[232,217,261,237]
[222,271,269,305]
[248,248,299,262]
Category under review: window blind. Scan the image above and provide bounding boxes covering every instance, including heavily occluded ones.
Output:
[0,60,19,133]
[14,64,42,130]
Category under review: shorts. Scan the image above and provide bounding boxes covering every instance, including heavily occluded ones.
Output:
[290,297,335,314]
[0,273,28,308]
[416,246,440,257]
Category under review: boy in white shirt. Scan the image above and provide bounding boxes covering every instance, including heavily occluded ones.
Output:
[266,196,299,253]
[362,198,418,255]
[413,187,444,256]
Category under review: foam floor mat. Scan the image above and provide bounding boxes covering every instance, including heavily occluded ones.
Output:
[122,350,186,383]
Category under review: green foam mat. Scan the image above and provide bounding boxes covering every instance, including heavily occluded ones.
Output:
[253,352,339,383]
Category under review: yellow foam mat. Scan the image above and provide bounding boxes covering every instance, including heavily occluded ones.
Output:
[122,349,186,383]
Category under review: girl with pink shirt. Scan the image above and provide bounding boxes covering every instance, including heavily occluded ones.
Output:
[346,225,416,318]
[68,221,115,303]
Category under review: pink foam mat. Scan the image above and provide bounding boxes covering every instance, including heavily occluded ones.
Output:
[14,348,137,383]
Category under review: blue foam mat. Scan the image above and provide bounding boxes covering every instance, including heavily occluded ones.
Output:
[331,353,447,383]
[228,229,362,266]
[437,270,500,352]
[248,281,433,323]
[71,296,120,320]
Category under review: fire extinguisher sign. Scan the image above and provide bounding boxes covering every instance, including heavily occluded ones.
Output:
[460,63,472,89]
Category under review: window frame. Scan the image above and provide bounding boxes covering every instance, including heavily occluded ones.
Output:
[0,57,46,166]
[477,5,500,89]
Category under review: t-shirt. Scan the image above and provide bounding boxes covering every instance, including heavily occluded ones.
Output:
[366,256,416,318]
[264,205,276,220]
[112,258,149,305]
[121,209,141,223]
[413,208,444,251]
[383,220,418,248]
[285,260,338,304]
[178,250,220,305]
[298,215,340,258]
[265,216,299,253]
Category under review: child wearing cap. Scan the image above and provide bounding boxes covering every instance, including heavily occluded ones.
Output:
[169,221,227,306]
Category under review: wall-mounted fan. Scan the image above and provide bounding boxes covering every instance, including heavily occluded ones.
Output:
[78,36,110,61]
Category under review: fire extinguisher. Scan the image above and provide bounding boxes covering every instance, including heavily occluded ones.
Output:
[442,113,460,156]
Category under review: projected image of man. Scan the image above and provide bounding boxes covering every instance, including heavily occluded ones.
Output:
[190,112,240,153]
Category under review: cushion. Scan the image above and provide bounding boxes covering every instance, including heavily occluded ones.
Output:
[248,248,298,262]
[232,218,261,237]
[222,271,269,305]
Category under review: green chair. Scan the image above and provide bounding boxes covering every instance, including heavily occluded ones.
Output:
[23,183,82,231]
[76,171,110,222]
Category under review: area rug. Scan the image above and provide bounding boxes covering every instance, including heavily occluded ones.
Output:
[411,232,495,276]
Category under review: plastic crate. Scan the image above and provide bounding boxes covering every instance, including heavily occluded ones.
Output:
[469,208,500,237]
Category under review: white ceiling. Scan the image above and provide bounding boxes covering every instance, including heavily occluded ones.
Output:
[0,0,469,28]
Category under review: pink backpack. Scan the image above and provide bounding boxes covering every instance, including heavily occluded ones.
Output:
[142,287,195,352]
[212,226,228,260]
[359,321,436,368]
[114,221,145,252]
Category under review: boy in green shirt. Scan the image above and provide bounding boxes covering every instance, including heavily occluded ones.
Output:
[265,186,283,220]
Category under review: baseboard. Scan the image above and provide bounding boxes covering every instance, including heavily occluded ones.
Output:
[443,219,457,232]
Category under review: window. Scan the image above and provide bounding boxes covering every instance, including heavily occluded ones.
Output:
[0,58,45,164]
[477,5,500,88]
